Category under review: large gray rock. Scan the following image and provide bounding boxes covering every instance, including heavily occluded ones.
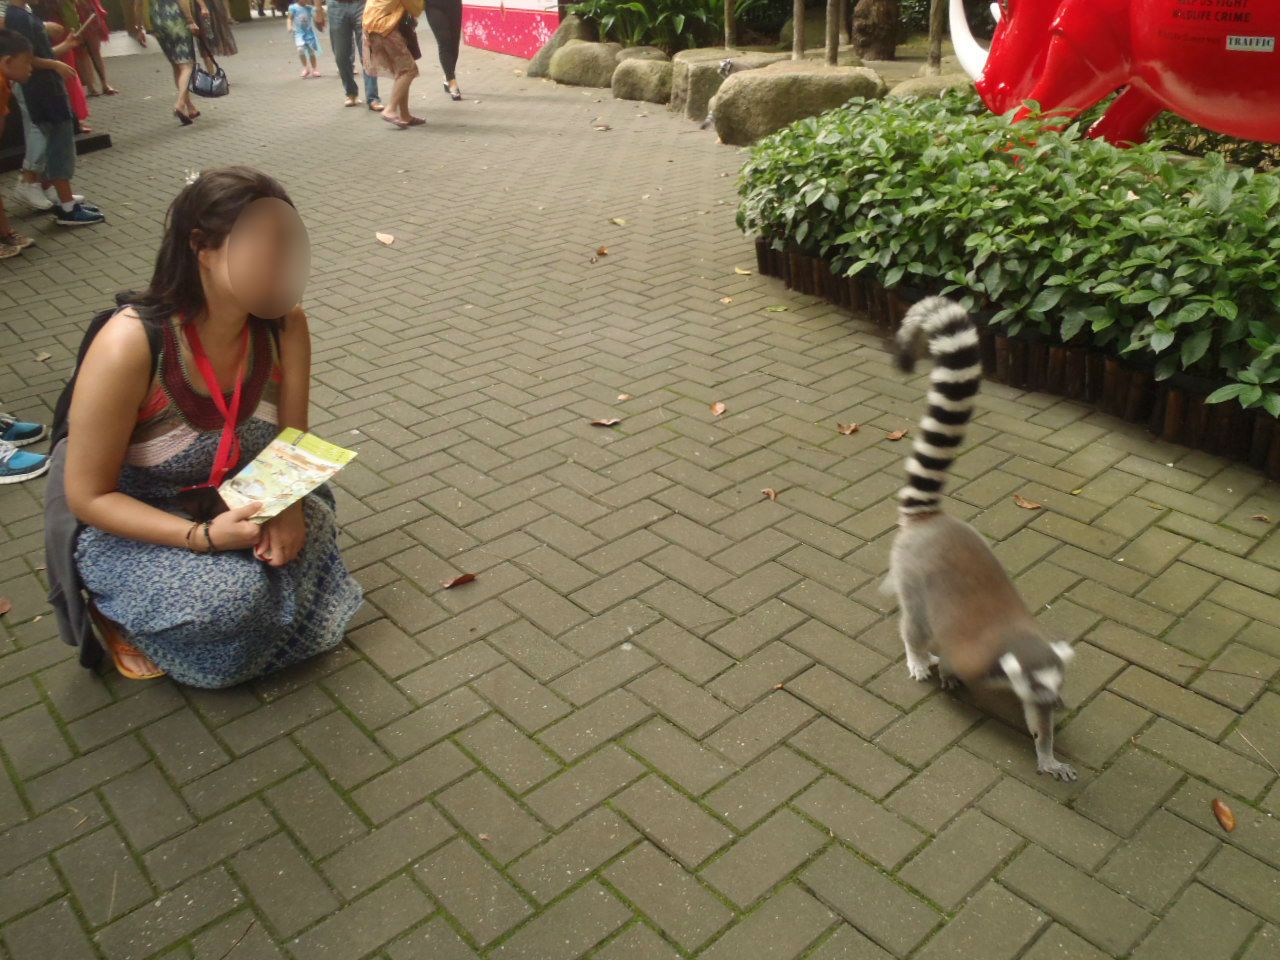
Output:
[686,51,789,122]
[887,73,976,98]
[549,40,624,88]
[670,47,729,115]
[617,46,669,63]
[711,62,887,145]
[612,59,673,103]
[527,15,596,79]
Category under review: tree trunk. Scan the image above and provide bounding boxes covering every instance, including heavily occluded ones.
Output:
[925,0,945,74]
[792,0,805,58]
[825,0,840,64]
[725,0,737,49]
[850,0,898,60]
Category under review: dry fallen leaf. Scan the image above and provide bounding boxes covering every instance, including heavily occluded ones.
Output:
[594,123,611,131]
[765,305,788,313]
[1071,488,1084,495]
[596,246,609,257]
[761,488,778,501]
[837,423,859,436]
[35,351,52,363]
[442,573,477,589]
[734,267,752,275]
[886,429,908,441]
[375,232,394,245]
[711,402,727,417]
[609,217,627,226]
[1013,494,1043,510]
[1212,797,1236,832]
[718,296,734,305]
[591,418,622,427]
[1250,513,1271,523]
[0,598,9,616]
[772,682,785,690]
[617,393,633,402]
[478,833,492,841]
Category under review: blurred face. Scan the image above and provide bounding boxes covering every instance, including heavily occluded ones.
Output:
[198,197,311,317]
[0,51,35,85]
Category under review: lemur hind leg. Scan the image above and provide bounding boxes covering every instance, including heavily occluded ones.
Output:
[898,591,937,682]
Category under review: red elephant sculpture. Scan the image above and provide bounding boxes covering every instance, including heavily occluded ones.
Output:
[950,0,1280,146]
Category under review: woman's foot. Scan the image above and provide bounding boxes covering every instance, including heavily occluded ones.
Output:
[103,85,119,95]
[382,112,408,128]
[89,603,165,681]
[406,115,425,125]
[300,67,310,77]
[174,108,194,125]
[87,88,101,97]
[443,80,461,101]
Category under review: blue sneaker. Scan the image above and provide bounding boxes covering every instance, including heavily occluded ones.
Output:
[0,441,50,484]
[0,415,47,448]
[54,202,106,227]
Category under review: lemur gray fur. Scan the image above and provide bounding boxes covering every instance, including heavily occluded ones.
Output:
[885,296,1077,781]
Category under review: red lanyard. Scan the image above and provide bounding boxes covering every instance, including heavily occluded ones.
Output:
[183,320,250,488]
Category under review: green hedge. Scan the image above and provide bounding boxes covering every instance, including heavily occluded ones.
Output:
[737,92,1280,415]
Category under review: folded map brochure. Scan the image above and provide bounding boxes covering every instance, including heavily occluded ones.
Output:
[219,429,357,523]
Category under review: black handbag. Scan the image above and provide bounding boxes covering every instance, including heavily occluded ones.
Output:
[189,38,230,97]
[397,14,421,61]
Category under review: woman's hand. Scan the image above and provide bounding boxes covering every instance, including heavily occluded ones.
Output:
[187,19,202,34]
[254,501,306,567]
[51,59,79,78]
[209,502,263,551]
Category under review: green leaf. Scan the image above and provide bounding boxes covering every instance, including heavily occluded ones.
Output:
[1207,384,1249,404]
[1180,330,1211,367]
[1150,329,1175,353]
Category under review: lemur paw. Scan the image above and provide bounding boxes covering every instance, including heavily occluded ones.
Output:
[1038,759,1077,782]
[906,660,933,682]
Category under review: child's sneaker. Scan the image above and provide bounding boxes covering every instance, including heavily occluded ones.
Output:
[15,181,54,211]
[54,203,106,227]
[0,441,50,484]
[44,187,85,206]
[0,415,47,447]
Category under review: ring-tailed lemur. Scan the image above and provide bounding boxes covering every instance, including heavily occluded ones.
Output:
[885,296,1077,781]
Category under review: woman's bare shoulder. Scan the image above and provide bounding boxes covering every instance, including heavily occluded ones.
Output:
[86,307,160,374]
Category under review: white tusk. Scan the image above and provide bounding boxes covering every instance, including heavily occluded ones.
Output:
[950,0,990,80]
[990,1,1001,23]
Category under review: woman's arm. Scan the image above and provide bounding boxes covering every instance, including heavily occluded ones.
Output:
[175,0,200,31]
[276,305,311,431]
[64,311,200,549]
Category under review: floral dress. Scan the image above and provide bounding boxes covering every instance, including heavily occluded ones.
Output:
[74,317,363,689]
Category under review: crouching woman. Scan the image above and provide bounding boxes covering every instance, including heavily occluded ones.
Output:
[46,166,362,688]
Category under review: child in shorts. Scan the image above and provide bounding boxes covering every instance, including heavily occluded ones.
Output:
[287,0,322,78]
[3,0,105,226]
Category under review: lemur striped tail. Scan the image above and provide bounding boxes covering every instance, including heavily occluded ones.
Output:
[894,297,982,517]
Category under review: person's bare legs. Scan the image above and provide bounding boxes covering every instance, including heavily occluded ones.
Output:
[383,69,413,121]
[174,61,196,115]
[88,37,116,93]
[76,47,99,95]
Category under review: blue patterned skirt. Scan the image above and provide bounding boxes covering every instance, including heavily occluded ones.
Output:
[75,421,363,689]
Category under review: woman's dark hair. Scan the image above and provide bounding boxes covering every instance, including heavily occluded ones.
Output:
[121,166,294,325]
[0,28,34,57]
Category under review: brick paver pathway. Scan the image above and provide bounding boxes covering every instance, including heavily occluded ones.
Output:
[2,22,1279,960]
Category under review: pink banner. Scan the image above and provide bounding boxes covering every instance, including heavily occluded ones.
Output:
[462,4,559,59]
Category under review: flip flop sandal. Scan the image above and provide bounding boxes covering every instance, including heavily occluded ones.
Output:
[89,602,165,680]
[382,114,409,129]
[406,116,426,126]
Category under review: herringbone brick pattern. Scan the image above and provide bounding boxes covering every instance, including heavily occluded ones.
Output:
[1,23,1278,960]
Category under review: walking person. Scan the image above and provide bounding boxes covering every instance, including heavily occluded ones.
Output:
[72,0,117,96]
[422,0,459,100]
[319,0,380,109]
[361,0,421,128]
[287,0,321,77]
[149,0,199,123]
[4,0,105,224]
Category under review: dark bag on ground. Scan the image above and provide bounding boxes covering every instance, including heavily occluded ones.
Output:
[397,14,421,60]
[189,38,230,97]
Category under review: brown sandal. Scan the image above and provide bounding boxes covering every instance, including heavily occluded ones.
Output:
[89,602,165,680]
